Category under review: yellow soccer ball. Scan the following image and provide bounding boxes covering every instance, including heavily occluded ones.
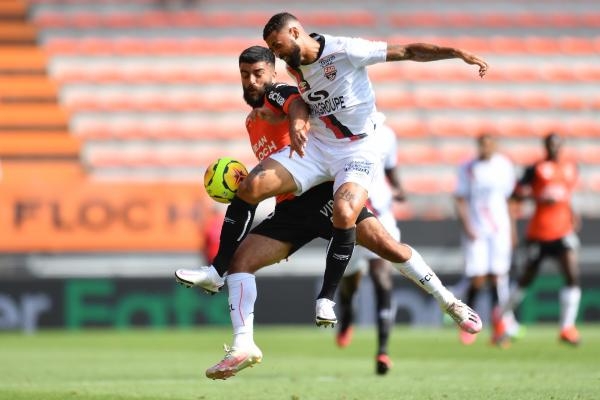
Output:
[203,157,248,203]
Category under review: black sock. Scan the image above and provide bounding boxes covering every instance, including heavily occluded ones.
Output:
[317,227,356,301]
[212,196,257,276]
[491,282,499,309]
[372,270,393,355]
[338,273,360,332]
[466,283,479,308]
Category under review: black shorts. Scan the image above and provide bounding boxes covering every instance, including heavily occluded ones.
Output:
[525,233,580,260]
[250,181,374,255]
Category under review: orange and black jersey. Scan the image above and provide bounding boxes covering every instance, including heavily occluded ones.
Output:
[245,83,301,203]
[513,159,578,241]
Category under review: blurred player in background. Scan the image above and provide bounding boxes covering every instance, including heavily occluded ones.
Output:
[201,204,227,264]
[500,133,581,346]
[336,124,405,375]
[176,46,482,380]
[454,134,518,346]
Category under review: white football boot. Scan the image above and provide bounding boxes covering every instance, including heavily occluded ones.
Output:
[174,265,224,294]
[445,300,483,334]
[315,298,337,328]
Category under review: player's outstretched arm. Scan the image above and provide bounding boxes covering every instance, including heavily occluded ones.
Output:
[386,43,488,77]
[286,97,310,158]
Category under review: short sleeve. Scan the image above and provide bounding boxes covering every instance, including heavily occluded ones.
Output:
[264,83,301,114]
[343,37,388,68]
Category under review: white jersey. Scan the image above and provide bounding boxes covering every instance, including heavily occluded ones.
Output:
[287,33,387,143]
[455,153,516,236]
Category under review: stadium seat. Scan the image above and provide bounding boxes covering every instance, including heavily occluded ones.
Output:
[0,160,85,183]
[0,104,69,130]
[0,132,80,158]
[386,118,428,138]
[565,118,600,137]
[0,47,47,74]
[0,76,58,102]
[0,0,27,20]
[397,147,440,165]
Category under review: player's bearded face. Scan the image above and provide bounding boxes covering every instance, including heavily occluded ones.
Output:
[243,84,265,108]
[286,41,302,68]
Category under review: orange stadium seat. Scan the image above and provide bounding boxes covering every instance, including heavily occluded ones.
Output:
[440,146,473,165]
[375,92,415,109]
[0,76,58,102]
[574,64,600,82]
[574,146,600,165]
[402,174,456,194]
[0,160,85,183]
[397,147,440,165]
[0,0,27,19]
[524,37,561,54]
[518,91,554,110]
[413,90,453,109]
[0,104,69,130]
[497,118,535,138]
[541,64,577,82]
[0,47,47,74]
[388,13,445,27]
[427,117,490,138]
[504,146,545,165]
[0,22,37,44]
[0,132,80,158]
[565,118,600,137]
[386,118,428,138]
[557,95,587,111]
[558,37,597,54]
[529,118,567,137]
[489,36,529,54]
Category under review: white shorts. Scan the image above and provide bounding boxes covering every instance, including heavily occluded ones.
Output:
[462,231,512,277]
[269,132,382,196]
[345,210,401,276]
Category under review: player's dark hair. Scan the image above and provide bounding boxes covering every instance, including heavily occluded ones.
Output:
[263,12,298,40]
[239,46,275,66]
[544,132,561,145]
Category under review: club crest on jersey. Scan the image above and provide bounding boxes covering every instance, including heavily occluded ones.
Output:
[324,65,337,81]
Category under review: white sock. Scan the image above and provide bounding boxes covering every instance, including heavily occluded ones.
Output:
[227,273,257,349]
[396,246,456,308]
[497,274,519,324]
[560,286,581,329]
[501,287,525,315]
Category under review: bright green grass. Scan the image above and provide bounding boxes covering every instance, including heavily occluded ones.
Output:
[0,325,598,400]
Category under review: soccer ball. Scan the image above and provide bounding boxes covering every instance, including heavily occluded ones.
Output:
[203,157,248,203]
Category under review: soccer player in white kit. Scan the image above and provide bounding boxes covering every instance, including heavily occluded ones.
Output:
[336,123,403,375]
[455,134,517,346]
[262,11,487,323]
[176,11,488,327]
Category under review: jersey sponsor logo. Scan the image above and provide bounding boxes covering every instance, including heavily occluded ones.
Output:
[267,90,285,106]
[344,160,373,175]
[332,253,350,261]
[324,65,337,81]
[252,136,278,160]
[319,199,334,218]
[309,96,346,116]
[319,54,336,67]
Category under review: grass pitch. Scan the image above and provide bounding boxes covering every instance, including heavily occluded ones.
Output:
[0,325,598,400]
